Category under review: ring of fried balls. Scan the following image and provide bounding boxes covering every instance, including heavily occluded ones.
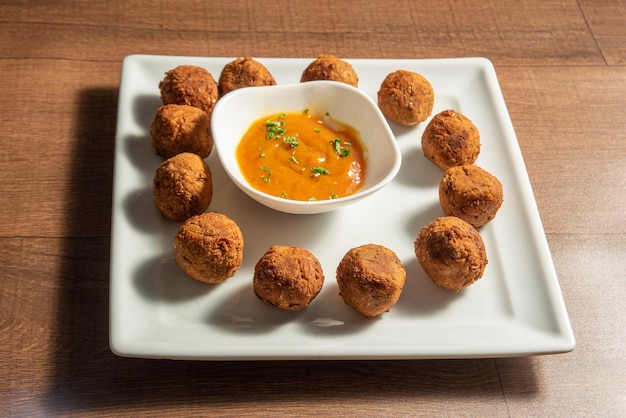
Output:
[377,69,434,126]
[153,152,213,222]
[173,212,244,284]
[336,244,406,318]
[253,245,325,311]
[414,216,487,291]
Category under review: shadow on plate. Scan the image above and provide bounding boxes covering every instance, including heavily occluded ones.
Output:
[296,282,378,337]
[394,257,461,316]
[121,185,165,233]
[133,254,217,303]
[394,146,443,189]
[133,93,161,132]
[122,133,162,174]
[204,279,378,337]
[403,200,444,238]
[204,281,300,333]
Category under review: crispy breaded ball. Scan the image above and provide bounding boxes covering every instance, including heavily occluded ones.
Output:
[253,245,324,311]
[300,54,359,87]
[150,104,214,159]
[422,109,480,170]
[159,65,219,114]
[439,165,504,228]
[153,152,212,221]
[218,57,276,97]
[173,212,244,284]
[414,217,487,291]
[336,244,406,318]
[377,70,434,126]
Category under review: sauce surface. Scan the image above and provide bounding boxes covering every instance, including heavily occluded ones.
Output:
[236,111,366,201]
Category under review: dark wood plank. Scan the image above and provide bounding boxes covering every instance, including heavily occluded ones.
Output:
[580,0,626,65]
[0,60,119,238]
[498,232,626,417]
[496,65,626,234]
[0,1,604,65]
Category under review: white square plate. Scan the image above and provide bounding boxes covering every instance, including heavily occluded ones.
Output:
[109,55,575,360]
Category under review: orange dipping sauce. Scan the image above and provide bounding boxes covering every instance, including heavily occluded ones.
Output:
[236,110,367,201]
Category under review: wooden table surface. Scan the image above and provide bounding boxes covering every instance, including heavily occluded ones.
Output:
[1,1,624,416]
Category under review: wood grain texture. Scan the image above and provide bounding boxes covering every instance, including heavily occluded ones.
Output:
[1,0,624,416]
[0,0,604,64]
[580,0,626,65]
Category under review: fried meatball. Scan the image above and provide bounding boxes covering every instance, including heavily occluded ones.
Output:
[336,244,406,318]
[173,212,244,284]
[159,65,219,114]
[218,57,276,97]
[414,217,487,291]
[439,165,504,228]
[377,70,434,126]
[422,109,480,170]
[150,104,214,159]
[153,152,212,221]
[253,245,324,311]
[300,54,359,87]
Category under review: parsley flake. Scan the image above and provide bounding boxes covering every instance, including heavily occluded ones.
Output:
[311,167,330,177]
[283,136,299,148]
[331,138,351,157]
[260,165,272,182]
[265,119,286,139]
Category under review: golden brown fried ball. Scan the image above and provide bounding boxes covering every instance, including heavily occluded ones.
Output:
[422,109,480,170]
[377,70,434,126]
[153,152,212,221]
[253,245,324,311]
[300,54,359,87]
[173,212,244,284]
[150,104,214,159]
[218,57,276,97]
[159,65,219,114]
[336,244,406,318]
[414,217,487,291]
[439,165,504,228]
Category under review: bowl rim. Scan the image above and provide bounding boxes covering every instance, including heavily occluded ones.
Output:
[211,80,402,213]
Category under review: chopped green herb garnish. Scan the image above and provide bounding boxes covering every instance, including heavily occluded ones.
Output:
[281,192,288,198]
[289,154,299,164]
[311,167,330,177]
[303,108,309,114]
[260,165,272,182]
[331,138,351,157]
[329,193,338,199]
[265,119,286,139]
[308,197,316,201]
[283,136,299,148]
[313,127,321,133]
[259,152,266,158]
